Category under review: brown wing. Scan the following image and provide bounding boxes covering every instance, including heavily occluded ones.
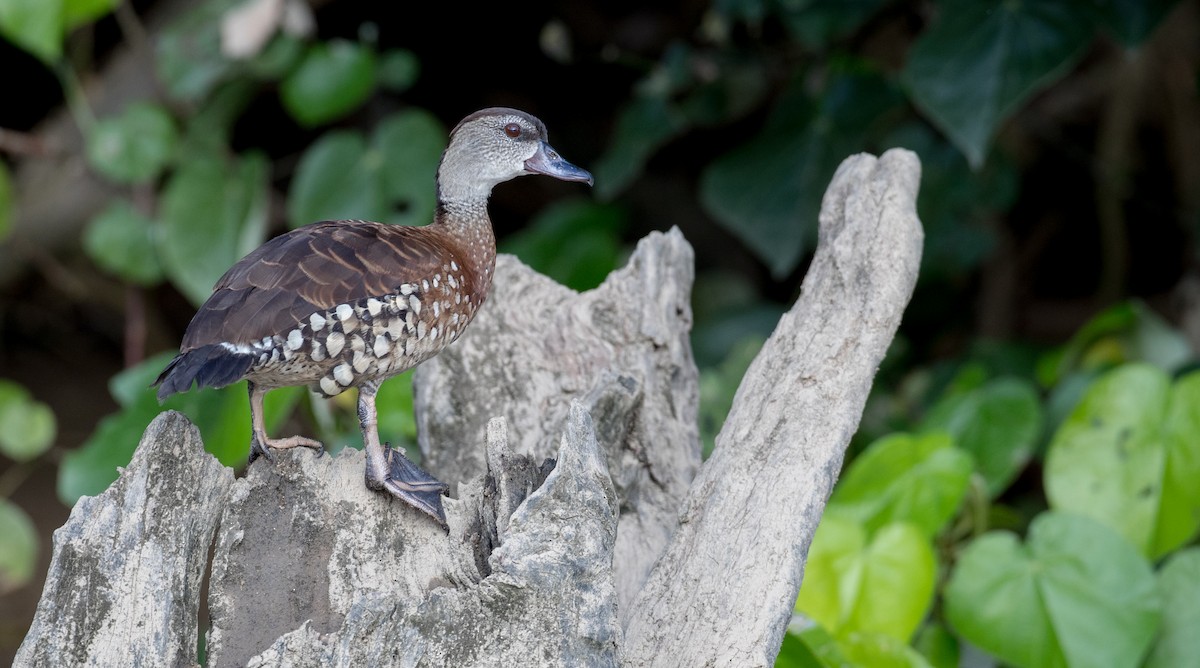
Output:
[180,220,449,351]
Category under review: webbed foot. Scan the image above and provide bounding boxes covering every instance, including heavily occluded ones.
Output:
[367,443,449,529]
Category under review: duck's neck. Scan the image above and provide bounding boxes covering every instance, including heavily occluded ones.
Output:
[433,190,497,303]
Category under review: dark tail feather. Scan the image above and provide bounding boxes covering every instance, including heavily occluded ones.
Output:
[153,344,255,402]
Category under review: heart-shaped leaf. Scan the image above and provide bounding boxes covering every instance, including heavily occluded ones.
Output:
[83,200,163,285]
[0,500,37,594]
[945,512,1160,668]
[0,379,56,462]
[86,102,179,184]
[1146,548,1200,668]
[280,39,377,127]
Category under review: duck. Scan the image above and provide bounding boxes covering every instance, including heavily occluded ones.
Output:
[154,108,593,528]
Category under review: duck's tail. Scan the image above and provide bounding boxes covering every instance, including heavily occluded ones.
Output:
[153,344,255,401]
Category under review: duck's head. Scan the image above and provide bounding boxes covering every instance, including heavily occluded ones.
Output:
[437,107,593,205]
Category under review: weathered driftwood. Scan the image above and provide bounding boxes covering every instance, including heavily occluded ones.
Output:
[15,149,922,667]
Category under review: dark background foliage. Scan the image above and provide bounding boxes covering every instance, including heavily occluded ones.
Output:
[1,0,1199,665]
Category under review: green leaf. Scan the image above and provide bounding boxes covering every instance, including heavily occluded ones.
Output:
[86,102,179,184]
[795,517,936,642]
[837,632,935,668]
[1042,300,1193,385]
[701,69,902,276]
[280,40,377,127]
[375,370,416,449]
[0,0,63,62]
[1045,364,1200,557]
[288,110,445,229]
[83,200,163,285]
[499,199,627,291]
[373,109,446,227]
[160,152,269,305]
[0,379,56,461]
[828,432,972,538]
[1146,548,1200,668]
[155,0,238,102]
[288,131,382,227]
[0,161,12,241]
[944,512,1160,668]
[62,0,116,29]
[0,500,37,594]
[592,94,688,200]
[923,377,1041,497]
[377,49,419,92]
[903,0,1096,167]
[778,0,889,49]
[913,623,958,668]
[775,630,827,668]
[1095,0,1181,47]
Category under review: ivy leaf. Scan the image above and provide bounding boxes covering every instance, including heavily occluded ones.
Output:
[923,377,1042,497]
[0,0,64,62]
[288,109,445,229]
[1045,364,1200,558]
[795,517,936,642]
[1095,0,1181,47]
[779,0,890,49]
[592,94,688,200]
[0,380,56,461]
[280,40,377,127]
[83,200,163,285]
[1146,548,1200,668]
[86,102,179,184]
[499,199,627,291]
[903,0,1096,167]
[945,512,1160,668]
[159,152,269,305]
[828,432,972,538]
[0,500,37,594]
[701,69,902,276]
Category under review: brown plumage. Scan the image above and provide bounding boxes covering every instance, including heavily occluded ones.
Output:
[154,108,592,527]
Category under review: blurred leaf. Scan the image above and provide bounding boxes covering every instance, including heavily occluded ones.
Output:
[500,199,627,291]
[913,623,958,668]
[883,121,1016,279]
[244,33,305,79]
[1041,300,1193,386]
[1045,364,1200,557]
[0,0,63,62]
[1146,548,1200,668]
[699,336,763,458]
[829,432,972,538]
[923,377,1042,497]
[0,380,56,461]
[377,48,419,92]
[0,161,11,241]
[156,0,239,102]
[836,632,935,668]
[795,517,936,642]
[778,0,889,49]
[160,152,269,305]
[62,0,116,29]
[593,94,688,200]
[83,200,163,285]
[774,630,825,668]
[376,370,416,450]
[280,39,377,127]
[701,69,902,277]
[86,102,179,184]
[903,0,1095,167]
[677,53,769,126]
[373,109,446,226]
[63,353,304,504]
[289,109,445,229]
[288,131,383,227]
[945,512,1160,668]
[0,499,37,594]
[1096,0,1181,47]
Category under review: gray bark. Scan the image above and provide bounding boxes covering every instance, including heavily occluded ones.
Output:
[15,149,923,667]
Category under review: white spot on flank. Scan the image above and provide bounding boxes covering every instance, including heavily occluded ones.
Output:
[409,295,421,315]
[455,294,462,304]
[450,260,459,271]
[326,331,346,357]
[333,363,354,386]
[400,283,414,296]
[287,329,303,350]
[320,377,339,395]
[366,299,382,316]
[404,338,415,356]
[310,313,326,330]
[431,326,439,339]
[336,304,353,322]
[448,274,458,289]
[422,279,430,292]
[374,336,389,357]
[433,301,440,317]
[433,275,440,287]
[352,351,370,373]
[418,321,427,339]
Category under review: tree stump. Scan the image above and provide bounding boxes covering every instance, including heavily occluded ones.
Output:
[15,149,923,668]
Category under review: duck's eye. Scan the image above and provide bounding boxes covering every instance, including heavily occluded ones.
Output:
[503,123,522,138]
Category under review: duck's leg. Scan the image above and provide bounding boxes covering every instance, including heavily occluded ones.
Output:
[248,381,324,462]
[359,381,449,528]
